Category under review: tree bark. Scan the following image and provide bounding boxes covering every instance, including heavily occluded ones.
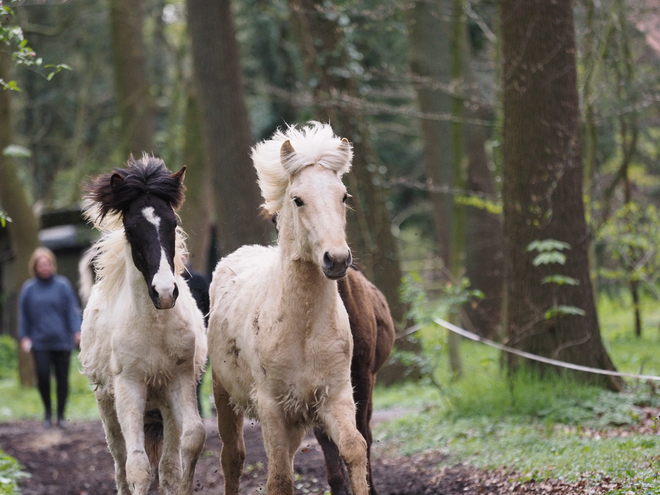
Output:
[187,0,271,257]
[178,92,212,274]
[0,53,38,386]
[407,0,454,267]
[109,0,155,158]
[289,0,406,323]
[463,108,503,339]
[501,0,622,390]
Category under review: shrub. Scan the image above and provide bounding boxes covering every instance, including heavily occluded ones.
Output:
[0,336,17,380]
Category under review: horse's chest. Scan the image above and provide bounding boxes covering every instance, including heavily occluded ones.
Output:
[111,320,196,382]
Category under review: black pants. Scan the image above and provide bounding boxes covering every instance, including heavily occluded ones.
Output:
[32,350,71,420]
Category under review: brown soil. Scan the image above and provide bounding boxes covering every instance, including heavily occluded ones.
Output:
[0,415,626,494]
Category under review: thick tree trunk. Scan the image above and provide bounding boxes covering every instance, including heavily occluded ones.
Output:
[289,0,405,323]
[178,93,212,274]
[187,0,271,256]
[501,0,622,391]
[109,0,155,158]
[0,53,38,386]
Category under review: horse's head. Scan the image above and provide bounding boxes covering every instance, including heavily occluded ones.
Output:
[122,192,181,309]
[282,143,352,279]
[254,123,353,280]
[86,155,186,309]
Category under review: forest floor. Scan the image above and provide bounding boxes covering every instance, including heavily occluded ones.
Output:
[0,410,628,495]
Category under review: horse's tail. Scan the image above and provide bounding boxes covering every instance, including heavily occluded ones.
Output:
[144,409,164,468]
[78,246,97,307]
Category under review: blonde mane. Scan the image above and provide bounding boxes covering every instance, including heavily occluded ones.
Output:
[251,122,353,215]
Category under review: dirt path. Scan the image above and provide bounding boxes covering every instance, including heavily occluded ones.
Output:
[0,416,618,494]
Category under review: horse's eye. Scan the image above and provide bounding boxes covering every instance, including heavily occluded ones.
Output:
[293,197,304,207]
[342,193,349,204]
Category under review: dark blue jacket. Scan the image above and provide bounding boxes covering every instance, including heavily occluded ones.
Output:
[19,274,82,351]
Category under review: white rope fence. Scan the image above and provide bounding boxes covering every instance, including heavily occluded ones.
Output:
[425,317,660,382]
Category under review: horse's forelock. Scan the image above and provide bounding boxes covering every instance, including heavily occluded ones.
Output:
[84,156,185,225]
[252,122,351,215]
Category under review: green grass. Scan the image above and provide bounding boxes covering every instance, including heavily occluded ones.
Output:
[0,352,99,422]
[372,292,660,493]
[375,415,660,494]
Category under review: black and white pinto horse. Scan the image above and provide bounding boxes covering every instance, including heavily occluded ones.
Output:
[79,156,206,495]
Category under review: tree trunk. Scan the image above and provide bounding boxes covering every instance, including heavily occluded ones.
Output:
[501,0,622,391]
[178,92,212,274]
[0,53,38,386]
[109,0,155,158]
[463,107,503,339]
[289,0,405,323]
[407,0,454,267]
[187,0,271,257]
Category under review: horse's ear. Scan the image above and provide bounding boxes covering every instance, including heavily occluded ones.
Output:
[280,140,296,165]
[110,173,124,189]
[339,137,351,158]
[172,165,186,185]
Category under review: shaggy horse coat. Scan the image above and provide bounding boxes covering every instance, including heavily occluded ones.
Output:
[79,156,206,495]
[208,123,369,495]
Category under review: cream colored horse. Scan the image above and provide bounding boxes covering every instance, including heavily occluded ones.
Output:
[208,122,368,495]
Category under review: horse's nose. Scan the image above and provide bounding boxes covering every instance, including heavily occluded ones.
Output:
[154,282,178,309]
[322,249,352,280]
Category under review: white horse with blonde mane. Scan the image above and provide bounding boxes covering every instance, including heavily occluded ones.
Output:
[79,156,206,495]
[208,122,369,495]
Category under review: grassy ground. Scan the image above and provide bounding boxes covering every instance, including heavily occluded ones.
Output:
[372,292,660,494]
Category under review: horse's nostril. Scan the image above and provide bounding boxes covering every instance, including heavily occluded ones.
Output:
[345,251,353,268]
[323,251,334,269]
[173,283,179,300]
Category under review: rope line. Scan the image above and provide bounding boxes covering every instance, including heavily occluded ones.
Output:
[432,317,660,382]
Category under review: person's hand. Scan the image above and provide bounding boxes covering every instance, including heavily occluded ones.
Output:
[74,332,81,347]
[20,338,32,353]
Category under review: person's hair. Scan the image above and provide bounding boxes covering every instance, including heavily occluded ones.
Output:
[28,247,57,277]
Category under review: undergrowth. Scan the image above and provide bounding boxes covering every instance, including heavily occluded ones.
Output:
[0,449,28,495]
[373,291,660,494]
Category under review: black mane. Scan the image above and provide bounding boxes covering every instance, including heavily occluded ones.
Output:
[86,155,185,221]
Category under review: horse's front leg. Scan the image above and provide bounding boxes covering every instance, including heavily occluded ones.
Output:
[313,425,350,495]
[158,406,182,495]
[167,374,205,495]
[96,392,131,495]
[257,394,306,495]
[114,377,151,495]
[318,388,369,495]
[212,373,245,495]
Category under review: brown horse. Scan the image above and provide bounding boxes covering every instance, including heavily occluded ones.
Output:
[314,266,395,495]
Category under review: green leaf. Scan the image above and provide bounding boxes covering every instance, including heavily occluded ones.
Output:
[541,275,579,286]
[527,239,571,253]
[544,305,586,319]
[532,251,566,266]
[5,80,20,92]
[2,144,32,158]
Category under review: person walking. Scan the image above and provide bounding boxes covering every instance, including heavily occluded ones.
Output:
[19,247,81,428]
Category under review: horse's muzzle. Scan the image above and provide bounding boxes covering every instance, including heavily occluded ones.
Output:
[322,250,352,280]
[151,283,179,310]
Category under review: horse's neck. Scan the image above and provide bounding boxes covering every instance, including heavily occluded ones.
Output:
[279,253,339,330]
